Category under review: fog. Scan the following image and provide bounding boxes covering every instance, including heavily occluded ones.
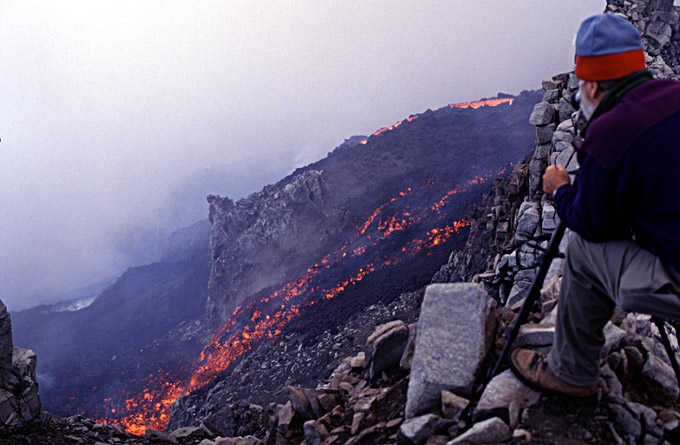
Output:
[0,1,605,310]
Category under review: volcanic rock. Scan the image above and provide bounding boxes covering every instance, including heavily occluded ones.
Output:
[514,323,555,349]
[642,355,679,404]
[447,417,511,444]
[405,283,496,418]
[0,301,40,432]
[474,370,540,423]
[303,419,329,445]
[170,424,213,441]
[144,428,178,443]
[363,320,409,380]
[399,323,418,371]
[214,437,261,445]
[397,413,448,445]
[441,391,468,422]
[528,102,557,126]
[276,401,295,434]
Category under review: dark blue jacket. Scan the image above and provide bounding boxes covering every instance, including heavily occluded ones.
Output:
[554,79,680,273]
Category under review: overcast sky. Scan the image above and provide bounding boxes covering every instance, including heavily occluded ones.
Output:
[0,1,606,310]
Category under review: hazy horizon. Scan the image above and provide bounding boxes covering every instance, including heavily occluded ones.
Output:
[0,1,606,311]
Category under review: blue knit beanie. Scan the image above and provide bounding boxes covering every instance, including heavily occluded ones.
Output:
[575,14,646,81]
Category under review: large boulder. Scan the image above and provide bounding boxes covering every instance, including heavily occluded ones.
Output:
[405,284,497,418]
[363,320,409,380]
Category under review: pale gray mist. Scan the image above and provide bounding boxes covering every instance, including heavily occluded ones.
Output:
[0,1,605,310]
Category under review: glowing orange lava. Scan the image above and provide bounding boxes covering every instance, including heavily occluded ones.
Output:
[449,97,514,110]
[80,112,515,434]
[358,97,513,145]
[88,164,511,434]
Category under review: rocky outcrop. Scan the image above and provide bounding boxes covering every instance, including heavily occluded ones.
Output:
[204,90,541,330]
[171,2,680,444]
[206,170,350,327]
[0,300,39,432]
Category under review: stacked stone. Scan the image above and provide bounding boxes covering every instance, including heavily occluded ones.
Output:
[606,0,680,78]
[465,72,578,311]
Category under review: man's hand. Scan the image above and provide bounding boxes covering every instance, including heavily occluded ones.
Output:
[543,164,570,196]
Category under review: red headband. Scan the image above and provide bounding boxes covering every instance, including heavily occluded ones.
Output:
[576,49,646,81]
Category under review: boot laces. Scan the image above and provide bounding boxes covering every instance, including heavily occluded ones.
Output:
[528,352,548,371]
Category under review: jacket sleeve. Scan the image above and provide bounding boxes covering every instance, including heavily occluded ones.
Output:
[552,152,631,242]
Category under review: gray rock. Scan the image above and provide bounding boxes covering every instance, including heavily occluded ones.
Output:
[171,424,213,441]
[350,352,365,369]
[541,203,556,232]
[513,428,532,442]
[441,391,469,421]
[553,146,575,168]
[303,420,329,445]
[552,131,574,147]
[515,324,555,348]
[400,323,418,371]
[533,143,552,161]
[541,79,561,91]
[447,417,511,444]
[351,412,364,435]
[0,301,41,431]
[528,158,548,195]
[559,97,575,123]
[536,124,556,145]
[529,102,557,126]
[286,386,330,420]
[518,248,537,269]
[398,414,446,445]
[642,355,678,404]
[364,320,409,380]
[0,302,13,373]
[405,284,496,418]
[516,208,540,239]
[601,322,627,359]
[474,370,540,422]
[276,401,294,433]
[600,364,624,402]
[542,89,559,103]
[626,402,661,438]
[145,429,179,444]
[215,436,260,445]
[610,404,642,439]
[507,280,532,308]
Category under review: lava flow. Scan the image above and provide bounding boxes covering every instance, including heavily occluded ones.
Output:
[359,97,513,145]
[86,163,513,435]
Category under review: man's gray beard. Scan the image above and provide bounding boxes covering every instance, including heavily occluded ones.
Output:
[579,92,597,121]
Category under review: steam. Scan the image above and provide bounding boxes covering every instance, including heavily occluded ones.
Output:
[0,1,605,310]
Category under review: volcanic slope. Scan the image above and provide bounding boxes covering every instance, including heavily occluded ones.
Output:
[164,91,542,433]
[12,90,541,435]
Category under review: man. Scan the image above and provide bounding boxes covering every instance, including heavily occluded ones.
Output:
[509,13,680,399]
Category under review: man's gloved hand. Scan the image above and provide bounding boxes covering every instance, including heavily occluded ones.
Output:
[543,164,570,196]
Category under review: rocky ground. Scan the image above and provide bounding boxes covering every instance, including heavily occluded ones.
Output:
[2,1,680,443]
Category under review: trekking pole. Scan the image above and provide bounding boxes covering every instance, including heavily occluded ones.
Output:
[463,219,567,422]
[488,219,567,380]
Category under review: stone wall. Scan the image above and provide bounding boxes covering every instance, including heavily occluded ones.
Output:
[434,0,680,306]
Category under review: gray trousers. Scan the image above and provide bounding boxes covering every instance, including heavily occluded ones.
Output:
[547,233,680,386]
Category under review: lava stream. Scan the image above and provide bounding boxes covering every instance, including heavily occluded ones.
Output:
[359,97,513,145]
[93,164,511,434]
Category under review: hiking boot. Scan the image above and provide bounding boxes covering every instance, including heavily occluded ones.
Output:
[509,348,598,400]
